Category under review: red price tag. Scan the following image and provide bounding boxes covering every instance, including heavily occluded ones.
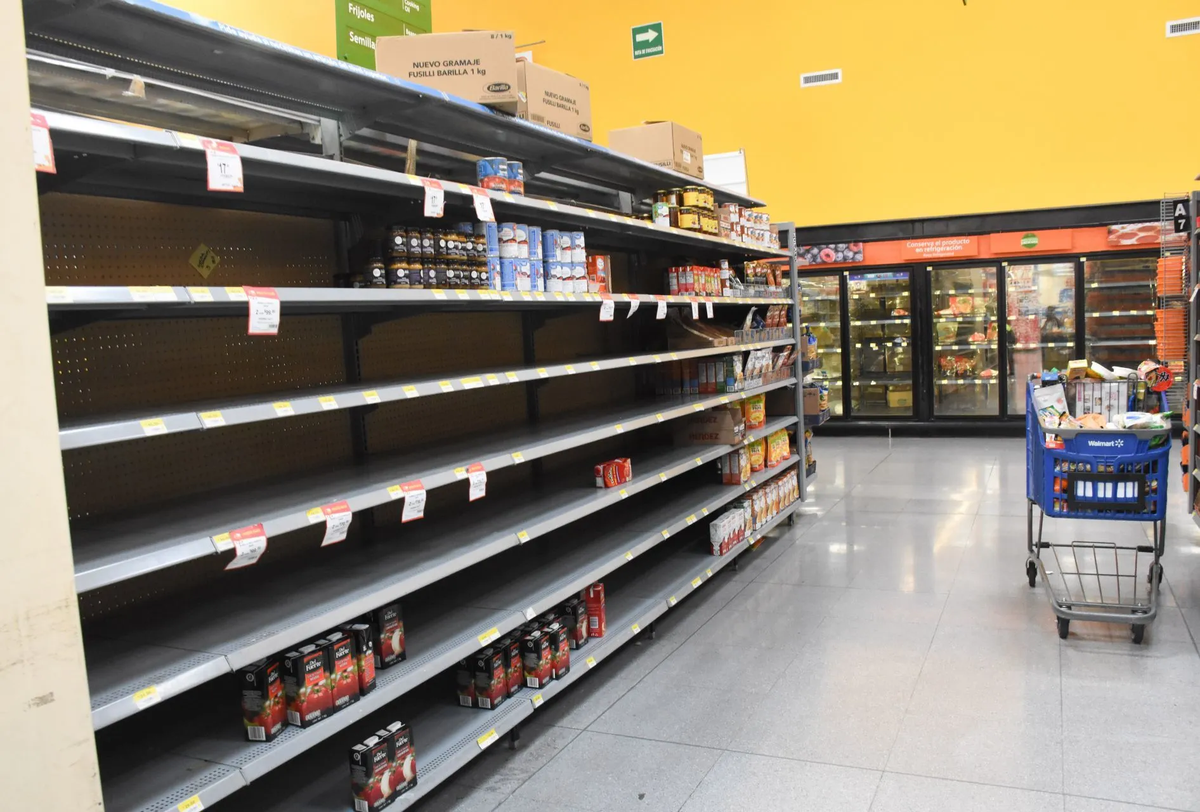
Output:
[470,186,495,222]
[400,480,426,522]
[421,178,445,218]
[599,296,615,322]
[31,113,55,174]
[243,285,280,336]
[200,139,244,192]
[225,523,267,569]
[318,501,352,546]
[467,463,487,501]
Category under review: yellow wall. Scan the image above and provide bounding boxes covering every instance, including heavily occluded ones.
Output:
[168,0,1200,226]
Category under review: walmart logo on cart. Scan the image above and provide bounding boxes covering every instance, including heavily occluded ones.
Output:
[1085,437,1128,449]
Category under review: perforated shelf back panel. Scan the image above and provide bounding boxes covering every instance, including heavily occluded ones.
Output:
[358,311,525,382]
[40,193,336,287]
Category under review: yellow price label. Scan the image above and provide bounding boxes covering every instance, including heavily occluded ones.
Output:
[517,530,530,542]
[531,693,544,708]
[485,374,500,386]
[177,797,204,812]
[686,514,697,525]
[188,243,220,277]
[199,410,225,428]
[656,413,665,422]
[431,289,447,300]
[586,656,596,668]
[694,457,703,466]
[460,376,484,389]
[661,529,670,538]
[706,568,713,577]
[362,390,381,404]
[619,489,628,499]
[505,371,520,383]
[402,385,419,398]
[659,472,668,482]
[624,551,633,561]
[477,627,500,646]
[512,451,525,463]
[139,418,167,436]
[631,623,641,634]
[590,361,601,370]
[439,381,454,393]
[668,596,678,606]
[186,285,213,302]
[132,685,160,709]
[318,396,338,410]
[272,401,294,417]
[614,424,624,433]
[387,485,404,500]
[477,728,499,749]
[564,364,576,374]
[691,577,703,588]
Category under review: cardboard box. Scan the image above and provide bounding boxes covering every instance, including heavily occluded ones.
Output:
[886,388,913,408]
[803,387,822,416]
[516,60,593,141]
[608,121,704,179]
[376,31,519,111]
[674,405,744,445]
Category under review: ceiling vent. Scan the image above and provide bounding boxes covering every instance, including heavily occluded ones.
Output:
[800,69,842,87]
[1166,17,1200,37]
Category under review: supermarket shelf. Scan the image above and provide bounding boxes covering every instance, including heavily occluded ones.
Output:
[85,418,795,730]
[72,378,796,593]
[848,317,910,326]
[933,315,992,323]
[1088,339,1157,347]
[851,291,910,298]
[25,1,764,208]
[850,374,912,386]
[803,320,840,327]
[41,110,783,260]
[61,339,794,450]
[800,295,840,302]
[1086,310,1157,317]
[46,285,786,321]
[96,459,801,812]
[806,410,831,427]
[934,343,997,351]
[1085,280,1154,290]
[1011,342,1074,349]
[854,340,908,349]
[934,377,1000,386]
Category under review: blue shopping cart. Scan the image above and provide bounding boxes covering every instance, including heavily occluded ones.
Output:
[1025,378,1169,643]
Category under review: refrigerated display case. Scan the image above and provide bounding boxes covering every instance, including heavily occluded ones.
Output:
[1082,257,1158,371]
[797,274,843,416]
[930,265,1001,416]
[848,270,912,416]
[1006,261,1075,416]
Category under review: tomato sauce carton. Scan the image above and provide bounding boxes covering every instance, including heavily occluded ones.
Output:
[522,629,554,689]
[320,632,361,712]
[498,635,524,697]
[387,721,418,796]
[239,657,285,742]
[283,645,332,727]
[455,659,475,707]
[546,622,571,679]
[474,648,508,710]
[349,735,392,812]
[372,603,406,669]
[342,623,377,695]
[586,582,606,639]
[562,597,589,649]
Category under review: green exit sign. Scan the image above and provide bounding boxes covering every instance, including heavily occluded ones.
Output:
[632,21,664,60]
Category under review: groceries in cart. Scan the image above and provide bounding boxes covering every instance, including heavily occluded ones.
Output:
[1032,357,1172,437]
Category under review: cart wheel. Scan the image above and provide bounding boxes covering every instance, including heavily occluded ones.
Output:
[1026,561,1038,588]
[1057,617,1070,640]
[1131,624,1145,645]
[1147,567,1163,585]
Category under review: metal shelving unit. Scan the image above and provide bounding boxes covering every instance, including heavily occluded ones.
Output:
[1187,191,1200,524]
[28,7,807,812]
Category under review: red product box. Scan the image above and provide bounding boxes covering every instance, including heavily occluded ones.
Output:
[546,622,571,679]
[522,629,554,689]
[499,635,524,697]
[506,177,525,195]
[594,458,633,489]
[342,623,377,695]
[474,648,508,710]
[479,175,507,191]
[562,597,589,649]
[372,603,406,669]
[283,645,333,728]
[456,659,475,707]
[239,657,285,742]
[387,721,418,796]
[586,583,606,638]
[321,632,361,712]
[350,735,392,812]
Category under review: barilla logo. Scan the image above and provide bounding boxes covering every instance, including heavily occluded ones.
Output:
[348,2,375,22]
[1086,437,1126,449]
[488,82,512,93]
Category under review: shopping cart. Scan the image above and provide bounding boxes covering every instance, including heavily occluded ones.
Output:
[1025,377,1169,644]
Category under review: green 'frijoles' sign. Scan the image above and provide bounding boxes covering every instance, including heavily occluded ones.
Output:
[632,22,664,60]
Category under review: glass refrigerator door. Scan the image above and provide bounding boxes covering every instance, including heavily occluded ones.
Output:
[930,266,1001,416]
[798,274,843,416]
[847,270,912,416]
[1006,261,1076,415]
[1083,257,1157,371]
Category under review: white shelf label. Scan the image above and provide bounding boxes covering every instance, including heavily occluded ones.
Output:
[531,693,544,709]
[363,390,381,404]
[421,178,445,218]
[199,410,225,429]
[139,418,167,437]
[244,286,280,336]
[627,299,640,317]
[201,138,243,192]
[691,301,700,319]
[400,481,426,523]
[706,301,715,318]
[656,299,667,319]
[472,188,495,222]
[631,623,641,634]
[668,595,677,606]
[468,463,487,502]
[318,501,352,546]
[31,113,56,174]
[585,656,597,668]
[273,401,294,417]
[477,728,499,750]
[599,297,615,322]
[225,524,267,570]
[318,396,338,410]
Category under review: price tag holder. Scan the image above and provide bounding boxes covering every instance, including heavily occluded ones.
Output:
[599,297,615,322]
[585,656,597,668]
[177,797,205,812]
[225,524,267,570]
[467,463,487,501]
[477,627,501,646]
[471,187,495,222]
[31,113,56,174]
[273,401,294,417]
[668,595,678,607]
[318,396,338,411]
[477,728,499,750]
[421,178,445,218]
[363,390,381,405]
[631,623,641,634]
[706,301,715,318]
[656,298,667,320]
[531,693,544,709]
[691,576,703,588]
[691,300,700,319]
[199,411,225,428]
[243,286,280,336]
[140,418,167,437]
[319,501,352,546]
[133,685,161,710]
[200,138,244,192]
[627,298,640,318]
[400,480,426,523]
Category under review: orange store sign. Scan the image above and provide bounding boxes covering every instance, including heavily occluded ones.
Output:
[899,236,979,260]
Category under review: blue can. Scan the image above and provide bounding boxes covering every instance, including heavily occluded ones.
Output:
[531,259,544,291]
[528,227,542,260]
[487,257,502,290]
[476,221,499,257]
[500,258,517,291]
[507,161,525,183]
[542,230,561,262]
[570,232,586,263]
[515,259,531,291]
[477,157,508,190]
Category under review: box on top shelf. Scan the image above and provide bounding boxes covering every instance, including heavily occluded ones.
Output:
[608,121,704,180]
[516,60,593,141]
[375,31,519,111]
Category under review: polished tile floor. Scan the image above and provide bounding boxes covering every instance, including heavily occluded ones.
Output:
[419,437,1200,812]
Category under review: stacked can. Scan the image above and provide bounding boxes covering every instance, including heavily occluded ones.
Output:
[528,226,544,292]
[475,221,500,290]
[570,232,587,294]
[542,229,562,292]
[507,161,525,195]
[477,157,508,191]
